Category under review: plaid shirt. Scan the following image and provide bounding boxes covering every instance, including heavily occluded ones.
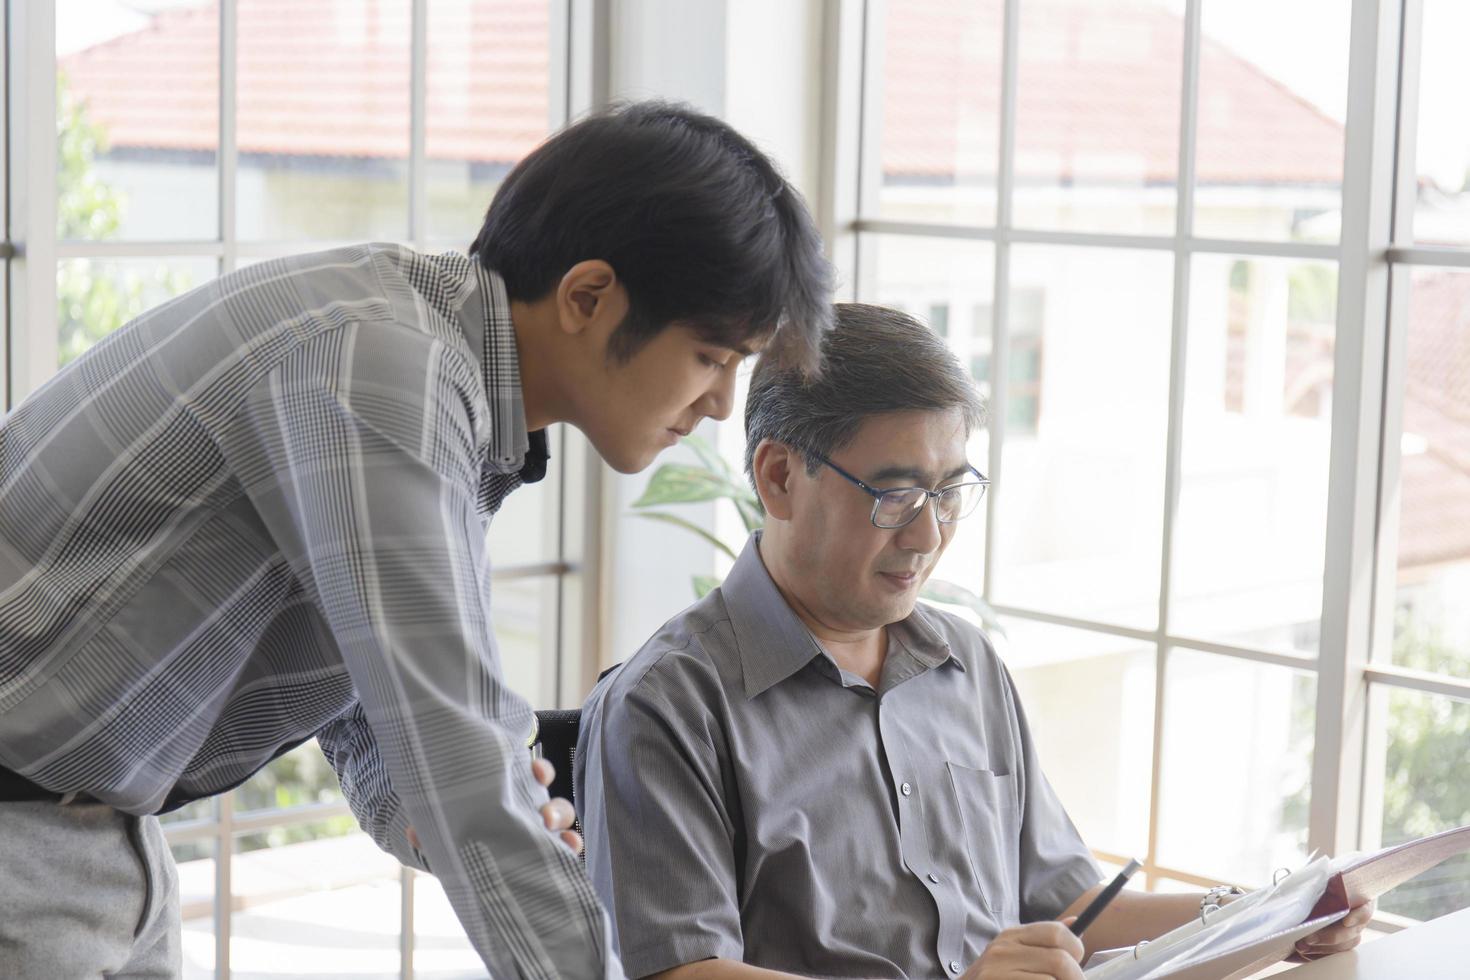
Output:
[0,244,619,979]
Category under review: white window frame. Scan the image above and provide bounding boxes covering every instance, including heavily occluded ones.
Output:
[4,2,606,975]
[835,0,1470,930]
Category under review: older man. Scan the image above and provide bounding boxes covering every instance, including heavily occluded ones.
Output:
[575,303,1372,979]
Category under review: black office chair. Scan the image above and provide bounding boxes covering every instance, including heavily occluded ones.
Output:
[532,708,581,817]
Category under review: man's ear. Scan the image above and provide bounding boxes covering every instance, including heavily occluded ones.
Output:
[555,259,628,337]
[753,439,799,522]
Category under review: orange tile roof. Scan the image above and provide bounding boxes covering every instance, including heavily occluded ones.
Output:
[882,0,1343,185]
[61,0,551,165]
[63,0,1342,186]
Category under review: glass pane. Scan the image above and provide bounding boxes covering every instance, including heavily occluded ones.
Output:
[57,1,220,241]
[1410,0,1470,245]
[173,838,218,979]
[57,257,217,366]
[413,870,482,978]
[992,246,1173,629]
[873,0,1002,226]
[1391,268,1470,680]
[486,467,555,564]
[1012,0,1182,235]
[426,0,552,243]
[1172,256,1337,655]
[1004,618,1155,860]
[1193,0,1348,243]
[235,741,346,815]
[862,234,994,598]
[1157,649,1314,884]
[231,821,400,977]
[237,1,411,241]
[492,575,557,709]
[1379,688,1470,921]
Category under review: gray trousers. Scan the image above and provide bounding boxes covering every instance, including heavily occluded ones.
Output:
[0,800,181,978]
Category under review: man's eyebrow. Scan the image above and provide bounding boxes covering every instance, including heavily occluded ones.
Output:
[866,462,973,486]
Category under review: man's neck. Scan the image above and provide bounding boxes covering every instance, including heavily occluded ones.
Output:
[508,297,570,432]
[760,540,889,688]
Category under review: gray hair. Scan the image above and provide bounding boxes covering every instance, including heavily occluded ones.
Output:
[743,302,987,488]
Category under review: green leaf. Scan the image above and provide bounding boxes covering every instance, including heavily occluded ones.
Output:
[632,512,739,562]
[734,497,766,534]
[692,574,722,599]
[681,432,736,481]
[630,464,725,507]
[631,462,757,509]
[920,578,1007,637]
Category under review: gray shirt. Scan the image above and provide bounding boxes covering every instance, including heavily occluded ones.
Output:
[576,534,1100,979]
[0,245,616,979]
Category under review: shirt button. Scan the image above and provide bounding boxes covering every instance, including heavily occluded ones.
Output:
[949,961,961,974]
[900,782,912,797]
[927,872,940,884]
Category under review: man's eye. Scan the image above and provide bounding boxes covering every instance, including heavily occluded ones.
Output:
[698,353,725,369]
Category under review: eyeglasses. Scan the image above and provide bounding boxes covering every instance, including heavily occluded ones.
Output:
[812,452,990,529]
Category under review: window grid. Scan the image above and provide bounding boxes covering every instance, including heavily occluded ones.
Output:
[852,0,1470,917]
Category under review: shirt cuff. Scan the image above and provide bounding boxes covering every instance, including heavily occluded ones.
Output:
[621,932,745,979]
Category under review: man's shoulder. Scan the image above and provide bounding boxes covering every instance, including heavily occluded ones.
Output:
[583,589,740,726]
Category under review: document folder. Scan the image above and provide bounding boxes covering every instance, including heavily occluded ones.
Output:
[1084,823,1470,980]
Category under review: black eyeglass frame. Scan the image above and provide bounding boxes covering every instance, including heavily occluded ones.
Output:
[811,451,990,529]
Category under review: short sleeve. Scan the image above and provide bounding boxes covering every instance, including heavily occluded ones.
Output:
[578,661,746,978]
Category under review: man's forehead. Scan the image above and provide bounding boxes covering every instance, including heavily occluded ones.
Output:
[843,409,972,481]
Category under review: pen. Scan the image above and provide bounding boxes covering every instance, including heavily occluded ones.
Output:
[1070,858,1142,936]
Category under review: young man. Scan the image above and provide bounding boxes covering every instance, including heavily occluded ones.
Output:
[575,304,1373,980]
[0,101,831,978]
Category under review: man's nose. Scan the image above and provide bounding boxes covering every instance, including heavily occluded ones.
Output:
[695,366,738,421]
[895,498,943,554]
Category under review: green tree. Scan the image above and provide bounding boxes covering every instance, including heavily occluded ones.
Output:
[1276,609,1470,921]
[1377,613,1470,921]
[55,71,190,365]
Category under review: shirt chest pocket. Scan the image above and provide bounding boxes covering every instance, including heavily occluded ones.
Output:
[945,761,1021,917]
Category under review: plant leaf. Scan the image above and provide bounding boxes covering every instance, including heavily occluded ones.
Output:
[631,464,738,507]
[681,433,736,481]
[632,512,739,562]
[920,578,1007,637]
[692,574,722,599]
[734,497,766,534]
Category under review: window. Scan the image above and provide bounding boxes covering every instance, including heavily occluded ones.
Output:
[15,2,587,976]
[848,0,1470,923]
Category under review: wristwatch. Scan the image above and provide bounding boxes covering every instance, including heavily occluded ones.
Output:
[1200,884,1245,919]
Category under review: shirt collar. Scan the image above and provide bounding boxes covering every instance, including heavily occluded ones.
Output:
[720,532,961,700]
[429,251,546,484]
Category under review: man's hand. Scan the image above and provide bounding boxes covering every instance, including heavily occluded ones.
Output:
[531,756,584,855]
[406,757,583,857]
[961,921,1085,980]
[1294,898,1375,960]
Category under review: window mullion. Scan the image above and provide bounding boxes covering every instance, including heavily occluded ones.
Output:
[8,0,57,403]
[408,0,426,251]
[982,0,1018,607]
[1147,0,1202,891]
[1359,0,1427,856]
[219,0,236,274]
[1310,0,1405,861]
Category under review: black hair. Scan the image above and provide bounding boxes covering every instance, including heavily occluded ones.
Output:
[470,100,833,373]
[744,303,987,488]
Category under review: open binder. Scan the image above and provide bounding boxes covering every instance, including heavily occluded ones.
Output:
[1083,823,1470,980]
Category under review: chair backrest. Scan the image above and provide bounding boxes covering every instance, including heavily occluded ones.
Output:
[532,708,581,811]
